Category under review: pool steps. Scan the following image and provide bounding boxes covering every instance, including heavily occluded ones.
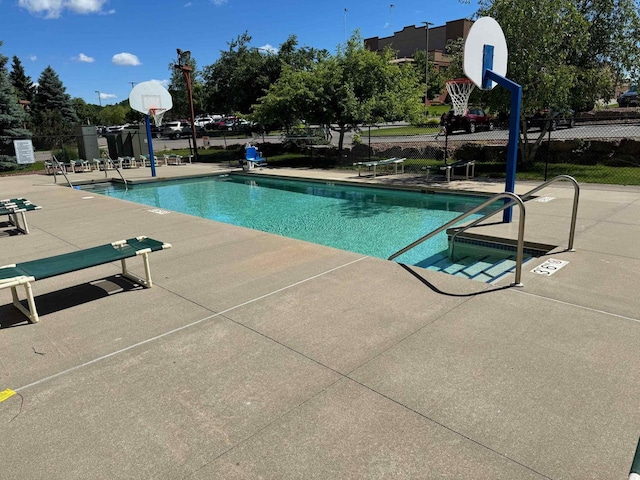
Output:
[420,252,526,284]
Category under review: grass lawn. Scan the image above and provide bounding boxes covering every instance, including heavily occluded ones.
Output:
[477,161,640,185]
[367,125,440,137]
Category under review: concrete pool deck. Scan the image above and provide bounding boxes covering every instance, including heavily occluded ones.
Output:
[1,164,639,479]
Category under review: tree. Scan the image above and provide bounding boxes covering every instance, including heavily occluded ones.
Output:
[475,0,640,164]
[99,103,128,126]
[71,97,102,125]
[570,0,640,110]
[0,43,31,157]
[201,32,328,115]
[31,66,79,149]
[254,32,423,152]
[412,50,445,105]
[9,56,35,104]
[476,0,589,164]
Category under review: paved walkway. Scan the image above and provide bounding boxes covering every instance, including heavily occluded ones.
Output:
[1,164,639,479]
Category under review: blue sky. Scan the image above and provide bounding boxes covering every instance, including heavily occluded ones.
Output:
[1,0,478,106]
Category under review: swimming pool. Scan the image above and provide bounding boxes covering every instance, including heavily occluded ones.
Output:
[86,175,497,266]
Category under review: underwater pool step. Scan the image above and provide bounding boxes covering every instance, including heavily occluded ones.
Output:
[420,253,527,284]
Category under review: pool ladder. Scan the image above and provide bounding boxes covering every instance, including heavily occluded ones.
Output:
[388,175,580,287]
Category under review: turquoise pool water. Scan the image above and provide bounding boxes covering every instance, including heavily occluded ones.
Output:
[87,175,496,266]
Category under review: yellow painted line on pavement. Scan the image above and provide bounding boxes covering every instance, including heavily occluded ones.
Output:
[0,389,16,402]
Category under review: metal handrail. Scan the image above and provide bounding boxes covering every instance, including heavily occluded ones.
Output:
[449,175,579,259]
[388,192,526,286]
[51,155,74,188]
[113,165,128,190]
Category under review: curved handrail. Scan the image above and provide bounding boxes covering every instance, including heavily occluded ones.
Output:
[449,175,579,258]
[519,175,579,250]
[388,192,526,286]
[51,154,74,188]
[113,165,128,190]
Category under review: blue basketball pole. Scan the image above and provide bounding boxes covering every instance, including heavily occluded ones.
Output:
[482,45,522,223]
[144,115,157,178]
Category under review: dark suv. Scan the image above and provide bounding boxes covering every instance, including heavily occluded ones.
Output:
[446,108,495,134]
[526,109,575,131]
[617,90,638,107]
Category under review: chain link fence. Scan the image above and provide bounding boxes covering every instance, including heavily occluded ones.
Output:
[341,112,640,185]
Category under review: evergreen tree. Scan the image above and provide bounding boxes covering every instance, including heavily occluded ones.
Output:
[0,42,31,158]
[31,65,79,149]
[9,56,35,103]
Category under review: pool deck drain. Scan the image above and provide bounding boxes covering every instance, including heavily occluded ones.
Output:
[1,164,640,479]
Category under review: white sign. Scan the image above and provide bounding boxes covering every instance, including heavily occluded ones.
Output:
[531,258,569,276]
[13,139,36,164]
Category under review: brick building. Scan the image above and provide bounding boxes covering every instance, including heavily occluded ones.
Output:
[364,18,473,103]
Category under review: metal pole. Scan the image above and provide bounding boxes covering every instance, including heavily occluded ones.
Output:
[422,21,433,109]
[95,90,102,107]
[175,49,199,162]
[145,115,157,177]
[182,68,199,162]
[545,126,551,181]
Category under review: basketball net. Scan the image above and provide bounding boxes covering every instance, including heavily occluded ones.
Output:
[148,108,167,127]
[446,79,475,116]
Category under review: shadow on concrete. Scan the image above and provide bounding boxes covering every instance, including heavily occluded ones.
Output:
[398,263,513,297]
[0,275,142,328]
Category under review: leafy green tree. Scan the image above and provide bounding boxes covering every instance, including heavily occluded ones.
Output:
[9,56,36,104]
[202,32,328,115]
[570,0,640,109]
[31,66,79,149]
[71,97,102,125]
[99,103,128,126]
[254,33,423,151]
[412,50,445,104]
[474,0,640,164]
[0,43,31,157]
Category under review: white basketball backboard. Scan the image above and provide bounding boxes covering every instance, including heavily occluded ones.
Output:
[129,81,173,114]
[463,17,508,90]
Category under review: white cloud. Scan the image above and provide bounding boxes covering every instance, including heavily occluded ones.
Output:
[112,52,141,66]
[67,0,105,14]
[185,2,192,6]
[99,92,117,100]
[29,55,38,61]
[74,53,95,63]
[19,0,109,18]
[212,0,227,6]
[258,44,278,54]
[150,79,170,88]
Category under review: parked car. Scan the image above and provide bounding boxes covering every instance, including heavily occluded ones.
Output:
[195,117,215,128]
[105,125,125,134]
[161,121,206,138]
[526,109,575,131]
[446,108,495,134]
[617,90,638,107]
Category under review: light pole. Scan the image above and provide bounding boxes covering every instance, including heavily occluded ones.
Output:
[174,48,198,162]
[95,90,102,107]
[422,21,433,108]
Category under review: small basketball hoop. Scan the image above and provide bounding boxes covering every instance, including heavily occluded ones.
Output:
[446,78,475,116]
[149,108,167,127]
